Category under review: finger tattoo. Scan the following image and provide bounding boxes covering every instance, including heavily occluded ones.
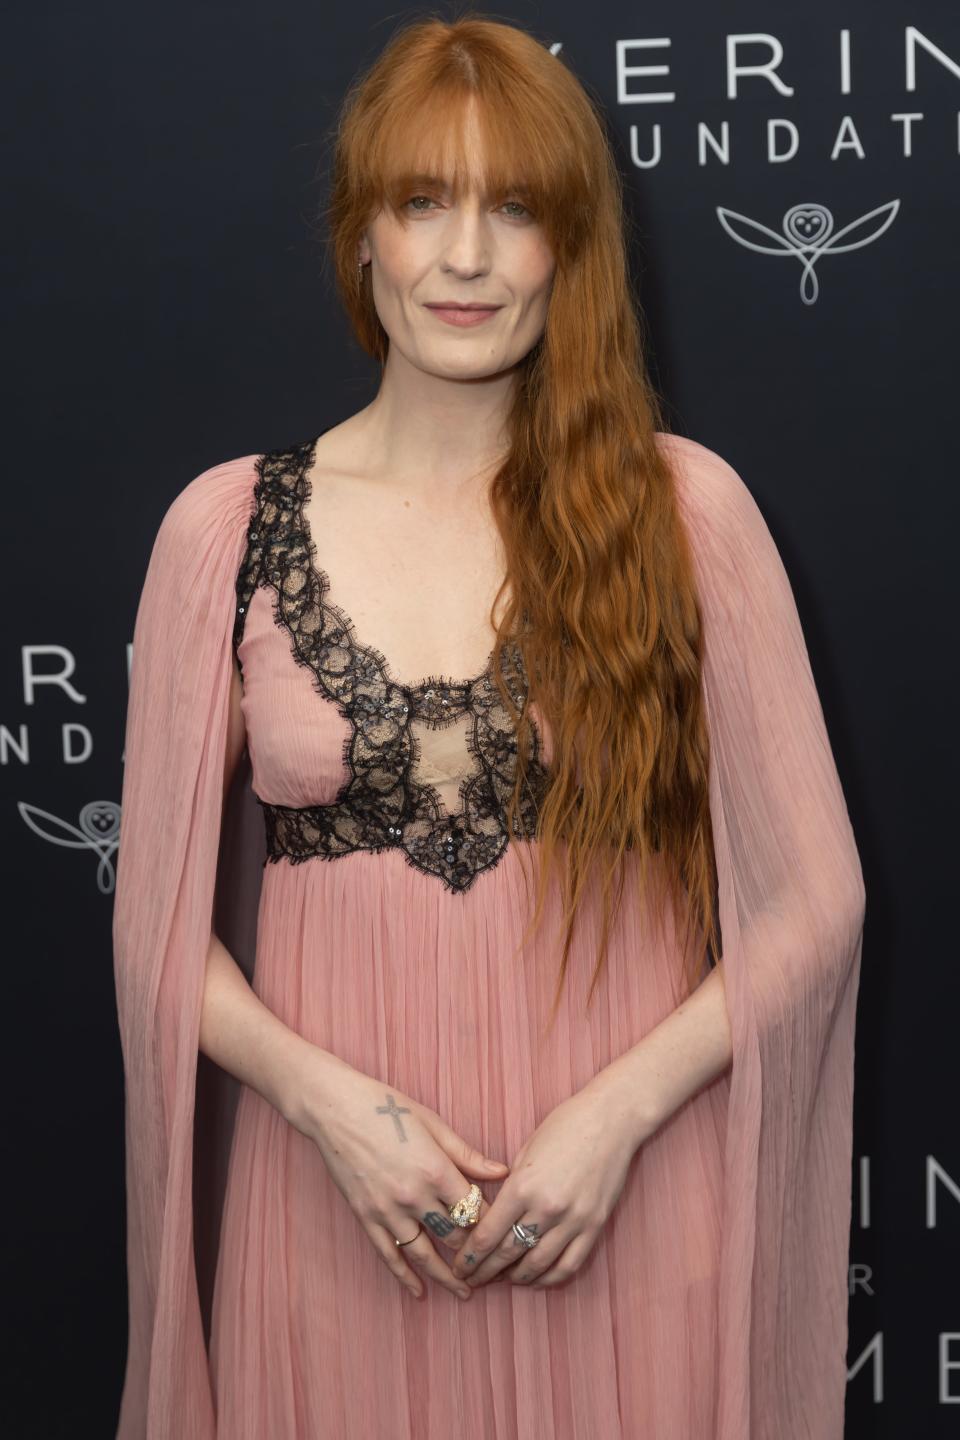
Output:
[422,1211,456,1238]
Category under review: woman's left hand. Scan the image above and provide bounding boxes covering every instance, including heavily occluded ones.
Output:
[450,1073,657,1290]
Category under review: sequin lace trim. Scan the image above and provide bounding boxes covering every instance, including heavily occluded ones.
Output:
[233,435,550,893]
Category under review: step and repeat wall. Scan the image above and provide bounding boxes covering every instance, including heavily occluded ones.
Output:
[3,3,957,1436]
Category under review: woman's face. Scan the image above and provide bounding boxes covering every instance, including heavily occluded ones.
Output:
[358,112,556,381]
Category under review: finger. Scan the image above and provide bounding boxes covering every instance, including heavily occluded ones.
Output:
[513,1228,596,1289]
[448,1182,525,1281]
[463,1220,550,1287]
[419,1195,486,1253]
[452,1200,534,1286]
[507,1224,580,1286]
[385,1216,474,1301]
[429,1176,493,1254]
[365,1218,428,1298]
[418,1109,510,1185]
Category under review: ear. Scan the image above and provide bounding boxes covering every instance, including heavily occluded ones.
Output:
[357,233,372,266]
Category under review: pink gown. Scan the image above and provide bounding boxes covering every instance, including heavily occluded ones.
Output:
[112,430,866,1440]
[206,434,730,1438]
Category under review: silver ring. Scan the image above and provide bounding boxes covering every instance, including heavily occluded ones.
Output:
[513,1221,539,1249]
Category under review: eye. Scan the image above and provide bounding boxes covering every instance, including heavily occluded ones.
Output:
[500,199,533,220]
[403,194,533,220]
[404,194,440,213]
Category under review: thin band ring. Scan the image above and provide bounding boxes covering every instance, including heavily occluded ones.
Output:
[513,1220,540,1249]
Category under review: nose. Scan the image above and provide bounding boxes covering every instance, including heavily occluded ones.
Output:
[439,197,492,279]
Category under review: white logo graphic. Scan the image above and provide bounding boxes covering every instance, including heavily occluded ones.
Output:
[716,199,900,304]
[19,798,121,894]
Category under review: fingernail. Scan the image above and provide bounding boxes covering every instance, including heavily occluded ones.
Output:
[457,1286,472,1300]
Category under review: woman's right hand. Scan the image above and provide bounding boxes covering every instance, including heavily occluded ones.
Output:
[287,1049,510,1301]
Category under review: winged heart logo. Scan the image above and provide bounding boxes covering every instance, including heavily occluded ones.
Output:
[19,798,121,893]
[716,199,901,305]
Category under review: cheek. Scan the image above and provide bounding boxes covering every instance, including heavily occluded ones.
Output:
[527,226,556,272]
[521,271,555,325]
[520,242,556,309]
[369,229,428,299]
[373,253,416,299]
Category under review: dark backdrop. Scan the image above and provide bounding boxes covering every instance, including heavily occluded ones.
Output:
[2,3,957,1436]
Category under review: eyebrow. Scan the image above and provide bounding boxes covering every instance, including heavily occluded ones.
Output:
[393,170,531,200]
[395,172,466,193]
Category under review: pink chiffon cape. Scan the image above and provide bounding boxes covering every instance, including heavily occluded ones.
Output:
[112,431,866,1438]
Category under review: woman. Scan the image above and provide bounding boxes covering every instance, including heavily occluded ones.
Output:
[112,14,866,1440]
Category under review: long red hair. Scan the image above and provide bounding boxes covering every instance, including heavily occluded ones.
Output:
[318,11,719,1024]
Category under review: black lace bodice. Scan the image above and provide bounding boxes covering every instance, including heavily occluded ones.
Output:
[232,436,550,893]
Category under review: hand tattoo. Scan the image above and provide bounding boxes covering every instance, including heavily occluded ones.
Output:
[375,1093,411,1142]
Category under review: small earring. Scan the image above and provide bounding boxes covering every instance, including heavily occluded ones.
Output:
[357,260,364,291]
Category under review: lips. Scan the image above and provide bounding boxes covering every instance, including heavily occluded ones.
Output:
[424,302,503,328]
[424,302,502,311]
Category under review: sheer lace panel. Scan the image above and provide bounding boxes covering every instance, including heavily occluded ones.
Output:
[232,436,551,893]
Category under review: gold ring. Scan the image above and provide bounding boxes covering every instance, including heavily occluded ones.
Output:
[448,1183,483,1228]
[395,1222,424,1247]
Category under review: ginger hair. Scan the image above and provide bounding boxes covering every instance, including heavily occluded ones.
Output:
[317,10,719,1027]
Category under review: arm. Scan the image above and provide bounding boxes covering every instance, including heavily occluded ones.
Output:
[198,661,341,1125]
[589,436,862,1146]
[199,929,320,1125]
[582,959,733,1146]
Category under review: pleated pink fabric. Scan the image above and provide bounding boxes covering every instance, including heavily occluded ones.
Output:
[112,430,866,1439]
